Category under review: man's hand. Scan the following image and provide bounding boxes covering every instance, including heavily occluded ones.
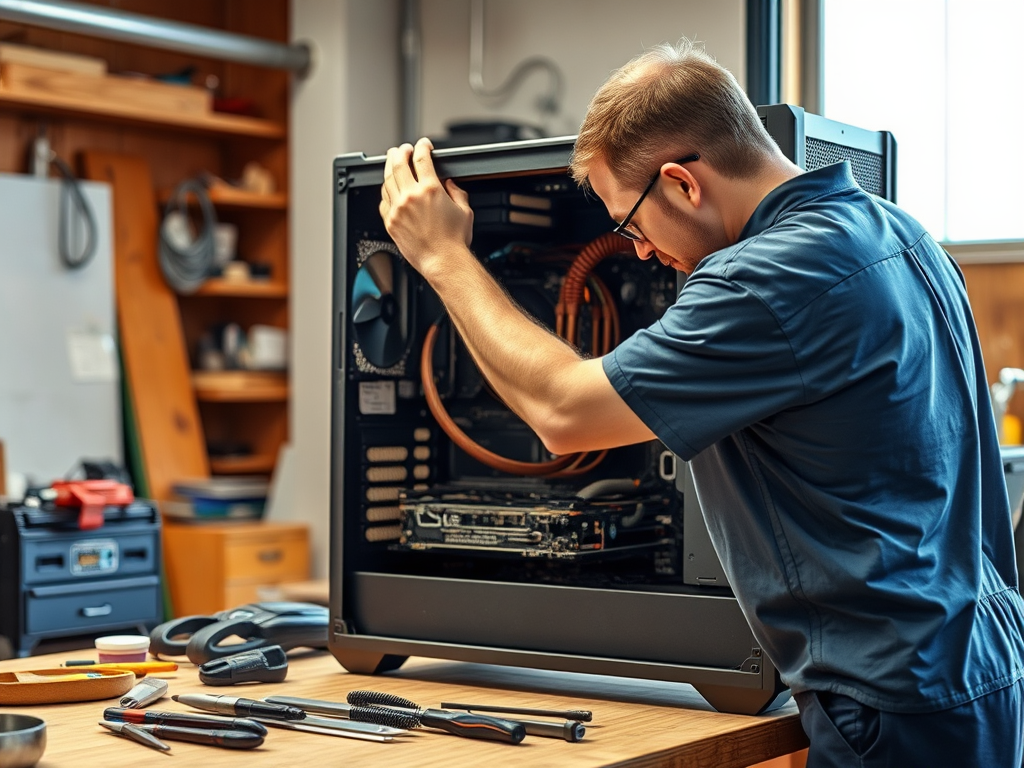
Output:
[380,137,474,278]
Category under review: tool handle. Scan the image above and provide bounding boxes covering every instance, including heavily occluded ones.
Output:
[149,725,264,749]
[517,718,586,742]
[104,708,267,736]
[420,709,525,744]
[441,701,593,722]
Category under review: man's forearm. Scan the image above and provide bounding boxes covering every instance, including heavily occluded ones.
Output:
[422,245,583,432]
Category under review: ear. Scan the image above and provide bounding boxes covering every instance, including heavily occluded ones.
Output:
[662,162,702,209]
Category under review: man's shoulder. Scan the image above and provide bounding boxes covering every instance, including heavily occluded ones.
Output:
[692,192,934,322]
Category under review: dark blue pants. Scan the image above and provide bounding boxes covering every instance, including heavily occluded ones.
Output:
[795,678,1024,768]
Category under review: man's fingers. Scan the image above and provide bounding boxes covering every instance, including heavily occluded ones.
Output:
[386,143,416,191]
[412,137,440,185]
[445,178,469,208]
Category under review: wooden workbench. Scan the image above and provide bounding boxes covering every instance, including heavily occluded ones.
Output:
[0,648,807,767]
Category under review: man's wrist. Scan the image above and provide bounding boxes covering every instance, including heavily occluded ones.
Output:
[418,244,477,284]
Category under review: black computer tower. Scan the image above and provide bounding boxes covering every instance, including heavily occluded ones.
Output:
[328,105,896,715]
[758,103,896,201]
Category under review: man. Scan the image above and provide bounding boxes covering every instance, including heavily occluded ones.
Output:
[380,39,1024,768]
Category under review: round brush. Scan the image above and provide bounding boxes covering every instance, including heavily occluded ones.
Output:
[347,690,526,744]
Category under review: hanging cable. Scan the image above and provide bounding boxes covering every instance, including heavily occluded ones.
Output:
[46,154,98,270]
[158,178,217,294]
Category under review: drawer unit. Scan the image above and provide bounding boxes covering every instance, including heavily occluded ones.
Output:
[0,499,163,658]
[26,576,161,634]
[163,521,310,616]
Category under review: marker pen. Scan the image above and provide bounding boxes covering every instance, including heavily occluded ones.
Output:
[173,693,305,721]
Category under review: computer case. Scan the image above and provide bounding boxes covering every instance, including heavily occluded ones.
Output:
[758,103,897,201]
[329,105,896,715]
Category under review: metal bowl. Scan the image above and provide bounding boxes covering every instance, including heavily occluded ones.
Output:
[0,714,46,768]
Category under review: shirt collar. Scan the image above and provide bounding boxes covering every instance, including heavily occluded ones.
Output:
[738,161,859,241]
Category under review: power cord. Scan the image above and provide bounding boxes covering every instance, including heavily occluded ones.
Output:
[31,131,99,271]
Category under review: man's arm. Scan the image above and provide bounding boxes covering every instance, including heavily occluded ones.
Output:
[380,138,655,455]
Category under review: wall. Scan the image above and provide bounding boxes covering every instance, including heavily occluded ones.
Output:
[951,243,1024,426]
[288,0,401,577]
[418,0,744,141]
[288,0,746,577]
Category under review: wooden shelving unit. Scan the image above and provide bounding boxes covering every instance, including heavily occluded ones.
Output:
[0,63,285,139]
[0,0,291,498]
[193,279,289,298]
[192,371,288,402]
[159,186,288,209]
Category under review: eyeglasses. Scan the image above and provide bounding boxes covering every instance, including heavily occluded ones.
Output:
[612,153,700,242]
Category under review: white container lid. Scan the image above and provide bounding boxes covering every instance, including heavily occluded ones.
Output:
[95,635,151,653]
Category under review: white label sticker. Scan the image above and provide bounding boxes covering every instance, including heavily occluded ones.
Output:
[66,330,118,383]
[359,380,397,415]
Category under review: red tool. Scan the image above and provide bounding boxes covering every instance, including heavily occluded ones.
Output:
[51,480,134,530]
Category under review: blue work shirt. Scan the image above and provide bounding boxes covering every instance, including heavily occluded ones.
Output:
[604,162,1024,712]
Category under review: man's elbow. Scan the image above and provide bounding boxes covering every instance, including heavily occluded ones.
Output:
[532,409,594,457]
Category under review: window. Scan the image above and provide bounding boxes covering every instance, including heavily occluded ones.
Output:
[822,0,1024,243]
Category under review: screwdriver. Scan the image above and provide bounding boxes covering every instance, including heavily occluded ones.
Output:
[129,723,264,749]
[347,690,525,744]
[100,721,171,752]
[103,707,268,736]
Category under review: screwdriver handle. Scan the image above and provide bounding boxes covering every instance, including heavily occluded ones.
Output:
[420,709,525,744]
[146,725,264,749]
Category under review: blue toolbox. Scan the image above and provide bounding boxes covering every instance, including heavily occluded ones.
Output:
[0,481,162,658]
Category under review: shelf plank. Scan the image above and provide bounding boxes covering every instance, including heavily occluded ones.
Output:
[159,186,288,210]
[193,371,288,402]
[210,454,278,475]
[193,279,288,298]
[0,63,285,139]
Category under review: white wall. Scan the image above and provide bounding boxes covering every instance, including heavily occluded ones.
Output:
[288,0,745,578]
[419,0,745,141]
[288,0,401,578]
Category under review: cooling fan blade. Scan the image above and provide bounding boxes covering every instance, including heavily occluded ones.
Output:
[351,250,410,369]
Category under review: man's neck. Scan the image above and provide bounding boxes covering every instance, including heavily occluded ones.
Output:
[717,156,803,244]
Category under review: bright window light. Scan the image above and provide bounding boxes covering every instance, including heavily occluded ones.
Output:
[822,0,1024,243]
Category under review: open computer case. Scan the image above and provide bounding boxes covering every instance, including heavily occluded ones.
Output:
[328,104,896,715]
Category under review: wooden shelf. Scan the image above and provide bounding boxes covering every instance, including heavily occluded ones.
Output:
[159,187,288,210]
[193,279,288,298]
[0,63,285,139]
[210,454,278,475]
[192,371,288,402]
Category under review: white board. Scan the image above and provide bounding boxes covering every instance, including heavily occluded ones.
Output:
[0,173,120,493]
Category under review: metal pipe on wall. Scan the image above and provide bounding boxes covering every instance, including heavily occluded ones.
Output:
[400,0,421,143]
[0,0,311,74]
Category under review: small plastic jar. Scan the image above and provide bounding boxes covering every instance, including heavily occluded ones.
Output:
[95,634,151,663]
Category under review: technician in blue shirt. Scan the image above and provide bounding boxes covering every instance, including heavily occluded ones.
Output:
[379,38,1024,767]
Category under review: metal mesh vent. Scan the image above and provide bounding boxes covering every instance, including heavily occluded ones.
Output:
[805,137,884,196]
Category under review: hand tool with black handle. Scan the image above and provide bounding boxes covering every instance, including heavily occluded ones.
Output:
[133,723,264,749]
[99,721,171,752]
[103,707,268,736]
[347,690,525,744]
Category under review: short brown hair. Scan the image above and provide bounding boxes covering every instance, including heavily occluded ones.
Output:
[570,39,779,191]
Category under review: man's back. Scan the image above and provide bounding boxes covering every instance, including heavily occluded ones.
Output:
[604,162,1024,711]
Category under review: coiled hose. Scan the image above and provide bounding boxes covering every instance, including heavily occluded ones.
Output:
[420,233,630,477]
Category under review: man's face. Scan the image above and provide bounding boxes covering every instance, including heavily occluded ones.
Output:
[587,157,722,274]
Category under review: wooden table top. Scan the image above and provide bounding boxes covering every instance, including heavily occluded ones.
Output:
[0,648,807,767]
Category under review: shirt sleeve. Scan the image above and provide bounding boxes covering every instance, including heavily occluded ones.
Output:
[603,274,805,460]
